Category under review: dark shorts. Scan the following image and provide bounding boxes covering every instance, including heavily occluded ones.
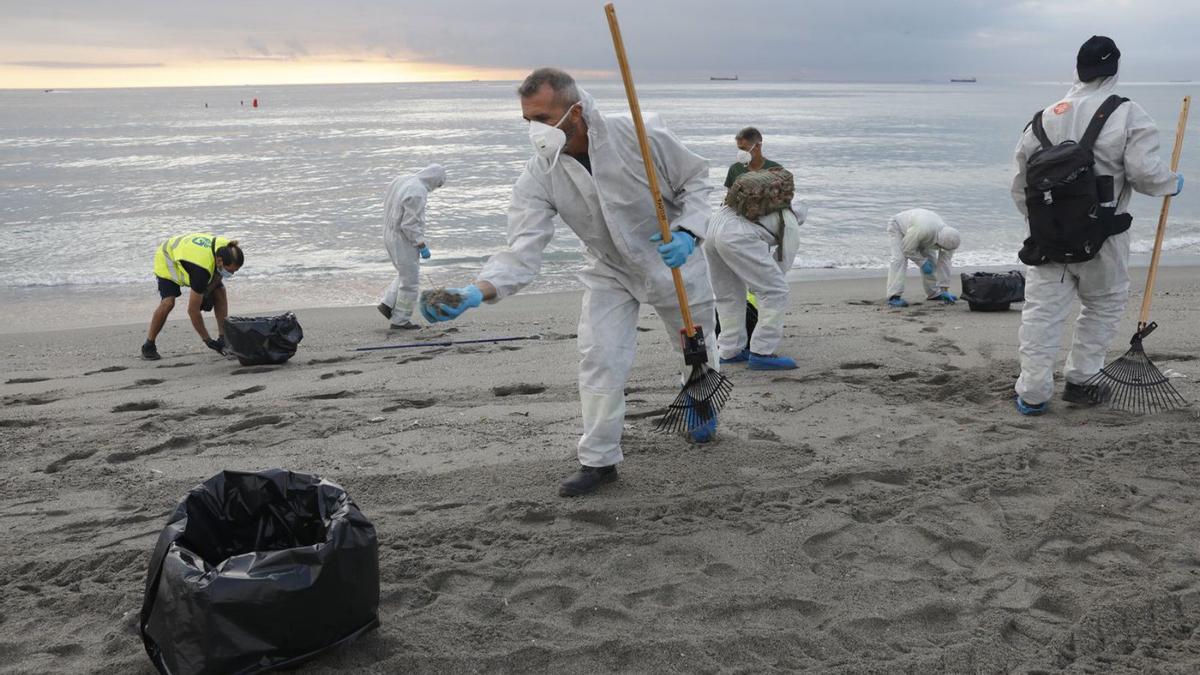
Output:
[157,277,182,299]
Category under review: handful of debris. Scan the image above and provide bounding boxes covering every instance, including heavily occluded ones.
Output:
[420,288,466,311]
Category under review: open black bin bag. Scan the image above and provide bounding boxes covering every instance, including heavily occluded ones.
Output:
[223,313,304,366]
[960,270,1026,312]
[140,469,379,675]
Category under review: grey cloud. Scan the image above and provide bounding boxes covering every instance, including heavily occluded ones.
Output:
[1,0,1197,81]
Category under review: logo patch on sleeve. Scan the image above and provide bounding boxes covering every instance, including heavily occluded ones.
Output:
[1053,102,1071,115]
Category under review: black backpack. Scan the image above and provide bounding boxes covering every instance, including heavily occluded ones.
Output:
[1019,94,1132,266]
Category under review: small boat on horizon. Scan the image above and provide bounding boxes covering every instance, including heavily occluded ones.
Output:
[950,77,977,83]
[710,75,738,81]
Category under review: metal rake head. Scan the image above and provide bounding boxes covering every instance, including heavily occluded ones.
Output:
[655,365,733,434]
[1085,338,1188,414]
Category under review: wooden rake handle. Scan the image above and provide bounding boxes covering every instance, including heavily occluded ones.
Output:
[1138,95,1190,328]
[604,3,696,336]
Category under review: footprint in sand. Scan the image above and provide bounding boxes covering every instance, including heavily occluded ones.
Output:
[107,435,195,463]
[492,383,547,397]
[921,326,939,333]
[396,354,435,365]
[309,356,355,365]
[0,419,39,428]
[224,385,265,400]
[381,398,438,412]
[4,393,60,407]
[319,370,363,380]
[923,337,966,356]
[508,585,579,614]
[881,335,916,347]
[123,378,165,390]
[84,365,127,376]
[232,366,277,375]
[888,371,920,381]
[302,390,354,400]
[155,362,194,369]
[5,377,52,384]
[839,361,883,370]
[112,400,161,413]
[225,415,284,433]
[45,449,96,474]
[195,405,239,416]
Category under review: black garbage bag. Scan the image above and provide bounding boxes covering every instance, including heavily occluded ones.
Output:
[223,313,303,366]
[140,469,379,675]
[960,270,1026,312]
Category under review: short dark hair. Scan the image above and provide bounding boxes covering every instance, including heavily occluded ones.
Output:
[517,68,580,107]
[217,241,244,267]
[736,127,763,144]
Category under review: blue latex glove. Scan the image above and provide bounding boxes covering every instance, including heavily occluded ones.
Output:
[419,245,431,260]
[934,291,957,305]
[920,259,936,276]
[651,230,696,269]
[421,284,483,323]
[887,296,909,308]
[1174,173,1184,197]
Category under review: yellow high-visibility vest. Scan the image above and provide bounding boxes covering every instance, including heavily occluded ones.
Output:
[153,233,230,287]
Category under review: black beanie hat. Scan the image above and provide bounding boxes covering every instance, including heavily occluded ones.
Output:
[1077,35,1120,82]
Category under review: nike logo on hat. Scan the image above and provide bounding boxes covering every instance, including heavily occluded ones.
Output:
[1100,53,1112,60]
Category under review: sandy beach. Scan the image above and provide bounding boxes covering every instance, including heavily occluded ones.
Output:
[3,267,1200,674]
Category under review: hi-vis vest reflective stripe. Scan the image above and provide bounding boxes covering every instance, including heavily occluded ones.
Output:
[153,233,229,286]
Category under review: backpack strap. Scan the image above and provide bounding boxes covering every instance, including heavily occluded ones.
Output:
[1080,95,1129,149]
[1028,111,1053,150]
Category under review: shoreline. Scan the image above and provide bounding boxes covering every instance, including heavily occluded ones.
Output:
[4,257,1199,336]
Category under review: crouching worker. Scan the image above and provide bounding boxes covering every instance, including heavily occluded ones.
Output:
[705,169,802,370]
[142,234,244,360]
[885,208,961,307]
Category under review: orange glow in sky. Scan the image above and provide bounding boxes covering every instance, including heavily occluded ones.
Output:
[0,58,536,90]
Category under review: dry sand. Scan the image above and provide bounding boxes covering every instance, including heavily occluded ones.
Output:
[2,268,1200,674]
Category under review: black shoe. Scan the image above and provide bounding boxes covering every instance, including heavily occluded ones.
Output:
[1063,382,1101,405]
[558,465,618,497]
[377,303,393,320]
[141,340,161,361]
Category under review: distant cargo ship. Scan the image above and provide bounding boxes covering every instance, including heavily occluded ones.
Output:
[710,75,739,81]
[950,77,977,83]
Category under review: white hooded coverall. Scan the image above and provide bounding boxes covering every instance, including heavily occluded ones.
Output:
[1011,74,1179,405]
[380,164,446,325]
[704,205,791,359]
[477,89,716,468]
[886,208,956,299]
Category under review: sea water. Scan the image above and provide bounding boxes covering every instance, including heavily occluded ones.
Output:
[1,80,1196,330]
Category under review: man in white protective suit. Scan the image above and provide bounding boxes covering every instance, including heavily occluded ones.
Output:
[704,170,804,370]
[885,208,961,307]
[419,68,718,497]
[378,164,446,329]
[1011,36,1183,416]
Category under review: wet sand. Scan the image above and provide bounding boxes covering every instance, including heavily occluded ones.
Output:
[2,267,1200,673]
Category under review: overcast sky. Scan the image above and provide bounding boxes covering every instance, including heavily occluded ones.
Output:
[2,1,1197,88]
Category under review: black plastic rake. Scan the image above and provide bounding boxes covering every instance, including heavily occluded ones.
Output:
[1085,95,1191,414]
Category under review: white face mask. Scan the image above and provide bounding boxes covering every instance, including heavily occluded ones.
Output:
[735,149,753,165]
[528,103,579,168]
[219,267,235,279]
